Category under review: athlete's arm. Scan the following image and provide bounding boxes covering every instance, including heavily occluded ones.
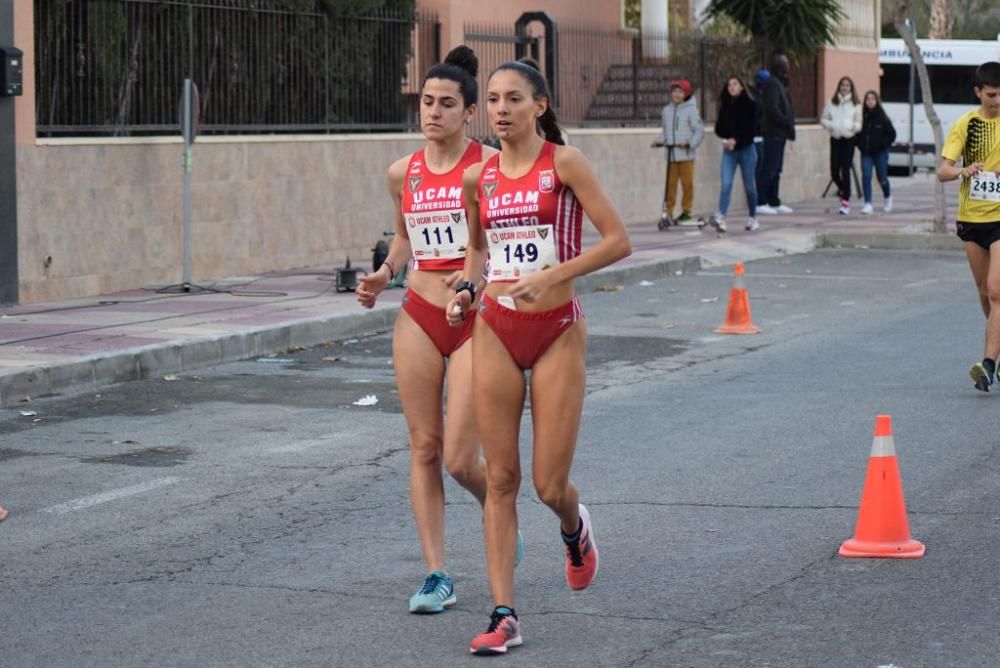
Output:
[446,161,489,326]
[356,156,413,309]
[437,146,500,290]
[937,158,985,183]
[508,146,632,303]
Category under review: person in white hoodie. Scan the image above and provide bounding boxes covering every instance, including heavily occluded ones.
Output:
[821,77,862,215]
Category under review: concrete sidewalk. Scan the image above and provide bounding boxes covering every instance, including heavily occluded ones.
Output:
[0,174,961,406]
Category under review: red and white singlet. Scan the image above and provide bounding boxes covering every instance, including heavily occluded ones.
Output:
[478,141,583,283]
[400,141,484,271]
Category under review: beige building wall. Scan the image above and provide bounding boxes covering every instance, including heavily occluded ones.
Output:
[18,127,830,304]
[14,0,34,146]
[817,0,881,115]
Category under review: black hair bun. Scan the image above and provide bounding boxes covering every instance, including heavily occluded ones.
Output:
[444,45,478,78]
[517,56,541,72]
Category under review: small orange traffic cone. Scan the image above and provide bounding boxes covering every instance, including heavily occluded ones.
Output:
[839,415,924,558]
[715,262,761,334]
[0,505,7,522]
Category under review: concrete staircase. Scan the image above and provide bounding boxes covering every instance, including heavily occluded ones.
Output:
[585,63,684,124]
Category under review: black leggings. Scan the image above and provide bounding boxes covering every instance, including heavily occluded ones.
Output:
[830,137,855,201]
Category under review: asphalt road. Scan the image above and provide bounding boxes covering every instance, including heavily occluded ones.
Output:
[2,249,999,668]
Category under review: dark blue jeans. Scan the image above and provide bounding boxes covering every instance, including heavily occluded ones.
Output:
[861,150,891,203]
[719,145,758,217]
[756,136,786,207]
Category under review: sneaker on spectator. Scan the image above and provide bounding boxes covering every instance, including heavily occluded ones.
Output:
[775,204,793,214]
[884,196,893,213]
[745,218,759,231]
[708,213,727,233]
[838,200,850,215]
[861,202,874,215]
[756,204,777,215]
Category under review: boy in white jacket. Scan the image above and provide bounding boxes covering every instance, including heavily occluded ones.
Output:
[821,77,862,214]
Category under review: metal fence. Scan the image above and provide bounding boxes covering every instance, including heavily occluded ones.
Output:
[463,20,818,142]
[34,0,440,136]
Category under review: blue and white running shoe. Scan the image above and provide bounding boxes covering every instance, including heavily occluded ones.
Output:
[409,570,456,614]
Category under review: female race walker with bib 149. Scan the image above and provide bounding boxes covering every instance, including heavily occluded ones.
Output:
[446,59,632,656]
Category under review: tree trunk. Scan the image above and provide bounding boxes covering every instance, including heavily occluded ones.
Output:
[894,3,947,233]
[928,0,954,39]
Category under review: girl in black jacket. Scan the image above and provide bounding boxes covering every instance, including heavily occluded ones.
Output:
[710,76,760,232]
[857,90,897,214]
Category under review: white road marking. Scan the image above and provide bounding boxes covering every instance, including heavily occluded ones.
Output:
[903,278,939,288]
[41,477,181,514]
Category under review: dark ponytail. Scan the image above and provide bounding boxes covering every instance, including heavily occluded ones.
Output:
[423,45,479,108]
[491,59,565,145]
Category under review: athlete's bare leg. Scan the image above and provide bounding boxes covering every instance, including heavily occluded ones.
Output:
[965,241,1000,359]
[472,318,526,608]
[443,339,487,506]
[965,242,991,318]
[394,310,448,573]
[529,320,587,534]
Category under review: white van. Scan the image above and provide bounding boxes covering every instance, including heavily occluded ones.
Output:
[879,37,1000,169]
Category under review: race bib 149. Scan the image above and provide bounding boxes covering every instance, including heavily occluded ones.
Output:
[486,224,559,282]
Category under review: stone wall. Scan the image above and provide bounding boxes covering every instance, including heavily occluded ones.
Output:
[17,126,831,304]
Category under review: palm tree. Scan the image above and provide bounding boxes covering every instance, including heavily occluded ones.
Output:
[928,0,954,39]
[703,0,846,60]
[894,0,948,232]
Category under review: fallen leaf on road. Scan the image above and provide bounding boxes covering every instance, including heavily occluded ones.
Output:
[639,280,655,287]
[352,395,378,406]
[163,374,178,381]
[701,297,719,303]
[595,284,624,292]
[321,356,341,363]
[19,410,37,417]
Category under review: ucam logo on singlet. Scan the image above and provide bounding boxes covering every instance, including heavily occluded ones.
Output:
[412,186,463,204]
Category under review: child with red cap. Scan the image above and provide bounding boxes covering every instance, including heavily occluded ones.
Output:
[652,78,704,226]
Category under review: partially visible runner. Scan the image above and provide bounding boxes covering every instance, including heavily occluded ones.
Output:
[355,46,519,615]
[446,60,632,656]
[937,61,1000,391]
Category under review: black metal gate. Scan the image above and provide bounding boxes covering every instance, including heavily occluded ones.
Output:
[463,21,541,141]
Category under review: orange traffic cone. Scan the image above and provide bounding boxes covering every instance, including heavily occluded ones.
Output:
[715,261,761,334]
[839,415,924,558]
[0,505,7,522]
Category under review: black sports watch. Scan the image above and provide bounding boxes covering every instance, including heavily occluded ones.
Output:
[455,280,477,303]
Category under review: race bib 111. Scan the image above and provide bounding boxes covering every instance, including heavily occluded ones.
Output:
[405,209,468,261]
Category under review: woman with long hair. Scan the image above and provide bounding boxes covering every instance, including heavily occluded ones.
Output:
[355,45,519,615]
[709,75,760,233]
[856,90,896,214]
[821,76,862,214]
[447,60,632,655]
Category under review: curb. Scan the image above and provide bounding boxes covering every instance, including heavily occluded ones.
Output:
[1,231,962,407]
[0,255,703,406]
[818,231,962,252]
